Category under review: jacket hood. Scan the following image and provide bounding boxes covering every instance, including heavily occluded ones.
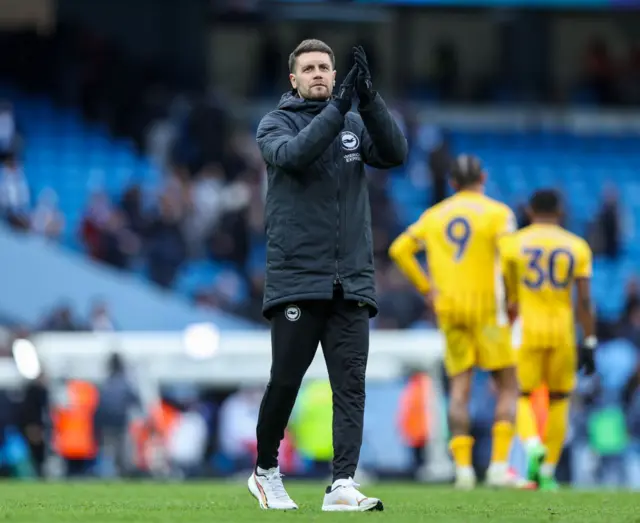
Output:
[277,90,330,115]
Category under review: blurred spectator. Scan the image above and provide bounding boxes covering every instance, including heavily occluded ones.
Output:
[398,370,433,479]
[0,388,16,477]
[622,277,640,327]
[30,188,65,241]
[146,193,187,288]
[590,185,622,260]
[0,101,20,158]
[623,364,640,409]
[40,304,85,331]
[183,163,227,258]
[376,265,426,329]
[52,378,100,477]
[100,210,140,270]
[96,353,140,478]
[18,372,49,477]
[622,304,640,349]
[89,300,116,332]
[428,132,452,206]
[81,188,141,270]
[236,270,267,324]
[217,388,263,471]
[208,179,252,272]
[369,169,400,260]
[119,184,147,236]
[80,190,114,259]
[0,154,30,231]
[167,403,209,479]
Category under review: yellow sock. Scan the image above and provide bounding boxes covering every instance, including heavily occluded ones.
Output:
[449,435,474,468]
[491,420,514,464]
[517,397,539,442]
[544,398,569,467]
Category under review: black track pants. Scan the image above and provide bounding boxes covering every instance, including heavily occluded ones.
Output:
[256,290,370,481]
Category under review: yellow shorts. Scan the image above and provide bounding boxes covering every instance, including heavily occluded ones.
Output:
[516,343,576,394]
[440,321,515,377]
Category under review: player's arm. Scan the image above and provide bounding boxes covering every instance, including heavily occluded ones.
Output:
[388,219,431,295]
[575,243,597,374]
[495,207,518,292]
[575,278,595,340]
[256,106,345,172]
[575,242,595,340]
[499,237,519,322]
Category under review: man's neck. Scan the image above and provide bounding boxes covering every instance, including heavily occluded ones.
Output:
[458,184,483,194]
[532,217,559,226]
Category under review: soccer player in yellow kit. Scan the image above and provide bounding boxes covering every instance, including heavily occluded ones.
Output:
[500,189,596,491]
[389,155,522,489]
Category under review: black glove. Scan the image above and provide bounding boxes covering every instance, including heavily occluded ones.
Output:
[353,46,376,106]
[579,336,597,376]
[331,65,358,115]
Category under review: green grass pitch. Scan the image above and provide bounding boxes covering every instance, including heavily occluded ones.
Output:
[0,481,638,522]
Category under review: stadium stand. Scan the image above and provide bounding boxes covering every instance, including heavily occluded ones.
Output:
[4,80,636,325]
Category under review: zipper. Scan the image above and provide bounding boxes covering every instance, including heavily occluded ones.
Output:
[334,160,342,285]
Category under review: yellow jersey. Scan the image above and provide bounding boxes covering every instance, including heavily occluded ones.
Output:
[408,191,516,324]
[500,223,592,349]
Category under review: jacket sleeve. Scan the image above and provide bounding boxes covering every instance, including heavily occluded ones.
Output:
[256,104,345,172]
[359,94,408,169]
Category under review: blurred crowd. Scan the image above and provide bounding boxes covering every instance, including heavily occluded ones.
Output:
[0,26,638,336]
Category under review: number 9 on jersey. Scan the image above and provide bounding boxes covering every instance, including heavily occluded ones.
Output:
[446,217,471,261]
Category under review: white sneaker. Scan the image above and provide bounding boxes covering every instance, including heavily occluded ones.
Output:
[485,463,535,489]
[248,467,298,510]
[454,467,477,490]
[322,477,383,512]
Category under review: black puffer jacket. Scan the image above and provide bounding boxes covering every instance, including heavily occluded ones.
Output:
[256,91,407,317]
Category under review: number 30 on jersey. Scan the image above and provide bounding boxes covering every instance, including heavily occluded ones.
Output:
[522,247,575,289]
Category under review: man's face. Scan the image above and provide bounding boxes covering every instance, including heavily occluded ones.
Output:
[290,52,336,101]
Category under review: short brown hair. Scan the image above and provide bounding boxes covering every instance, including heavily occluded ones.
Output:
[288,39,335,73]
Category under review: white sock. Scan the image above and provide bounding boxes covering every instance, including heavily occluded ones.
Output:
[488,462,508,475]
[540,463,555,477]
[456,466,475,477]
[525,437,542,452]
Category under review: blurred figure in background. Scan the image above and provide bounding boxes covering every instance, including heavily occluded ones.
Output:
[88,300,116,332]
[397,369,433,479]
[594,185,622,261]
[18,372,49,477]
[0,101,19,158]
[40,303,85,332]
[218,388,263,472]
[30,188,65,241]
[427,130,452,207]
[0,153,30,231]
[0,387,16,477]
[167,402,208,479]
[52,378,100,477]
[146,193,187,288]
[96,353,140,478]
